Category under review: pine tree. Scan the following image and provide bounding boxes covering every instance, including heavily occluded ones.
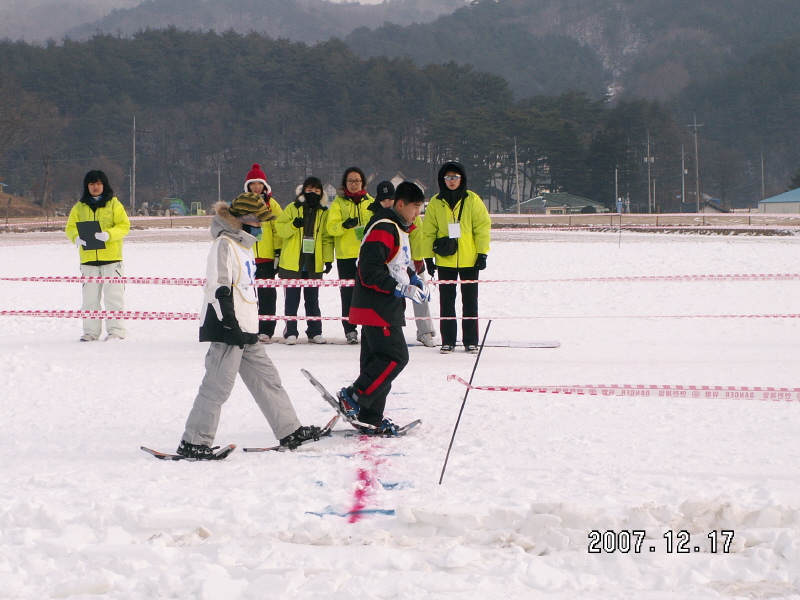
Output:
[789,165,800,191]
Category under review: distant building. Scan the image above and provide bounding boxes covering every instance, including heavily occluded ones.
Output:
[758,188,800,213]
[323,183,338,200]
[367,171,428,197]
[679,199,730,213]
[698,201,729,213]
[503,192,608,214]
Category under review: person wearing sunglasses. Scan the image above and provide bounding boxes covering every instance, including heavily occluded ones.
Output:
[421,162,491,354]
[327,166,375,344]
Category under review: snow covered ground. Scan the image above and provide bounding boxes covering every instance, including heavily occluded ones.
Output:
[2,228,800,599]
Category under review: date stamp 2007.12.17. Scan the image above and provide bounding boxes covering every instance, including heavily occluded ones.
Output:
[588,530,735,554]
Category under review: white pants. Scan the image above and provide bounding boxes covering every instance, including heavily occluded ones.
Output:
[80,262,126,338]
[413,272,435,338]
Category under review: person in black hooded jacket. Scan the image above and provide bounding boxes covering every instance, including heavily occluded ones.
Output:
[420,162,491,354]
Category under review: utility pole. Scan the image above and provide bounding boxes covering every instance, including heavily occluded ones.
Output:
[760,151,765,200]
[681,145,686,205]
[653,179,657,212]
[217,165,221,203]
[615,167,619,212]
[514,136,521,214]
[644,130,654,213]
[131,116,136,213]
[687,114,703,212]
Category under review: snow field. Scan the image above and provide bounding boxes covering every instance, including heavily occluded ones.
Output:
[1,229,800,599]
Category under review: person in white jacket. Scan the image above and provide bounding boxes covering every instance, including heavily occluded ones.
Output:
[176,193,323,459]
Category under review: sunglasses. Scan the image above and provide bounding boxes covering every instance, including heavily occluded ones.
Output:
[443,175,461,182]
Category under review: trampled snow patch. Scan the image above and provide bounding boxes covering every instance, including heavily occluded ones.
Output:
[2,229,800,598]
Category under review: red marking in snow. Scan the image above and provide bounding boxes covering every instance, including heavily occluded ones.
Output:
[347,436,382,524]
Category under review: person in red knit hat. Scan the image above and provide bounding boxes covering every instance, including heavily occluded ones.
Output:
[244,163,283,343]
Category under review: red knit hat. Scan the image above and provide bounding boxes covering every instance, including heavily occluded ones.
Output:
[244,163,271,195]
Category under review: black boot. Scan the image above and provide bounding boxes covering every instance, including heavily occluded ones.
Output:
[279,425,323,450]
[176,440,218,460]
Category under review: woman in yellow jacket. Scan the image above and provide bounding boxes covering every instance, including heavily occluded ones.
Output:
[244,164,283,342]
[275,176,334,345]
[65,170,131,342]
[326,166,374,344]
[421,162,491,354]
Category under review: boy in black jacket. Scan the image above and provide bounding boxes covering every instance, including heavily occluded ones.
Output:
[337,182,428,435]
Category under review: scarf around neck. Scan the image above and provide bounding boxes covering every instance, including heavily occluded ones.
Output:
[344,189,367,203]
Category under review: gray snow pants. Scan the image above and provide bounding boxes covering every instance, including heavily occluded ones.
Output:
[182,342,301,446]
[412,271,435,339]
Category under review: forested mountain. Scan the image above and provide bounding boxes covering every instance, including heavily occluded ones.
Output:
[12,0,797,105]
[0,29,683,213]
[672,38,800,203]
[64,0,462,45]
[345,18,609,100]
[346,0,800,101]
[0,0,139,43]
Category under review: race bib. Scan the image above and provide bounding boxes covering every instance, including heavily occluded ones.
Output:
[448,223,461,239]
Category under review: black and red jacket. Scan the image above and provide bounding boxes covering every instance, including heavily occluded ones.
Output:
[349,208,416,327]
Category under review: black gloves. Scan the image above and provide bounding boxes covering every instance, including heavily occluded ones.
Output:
[342,217,359,229]
[475,254,487,270]
[324,262,333,274]
[425,258,436,277]
[293,217,304,229]
[216,286,246,349]
[223,324,246,349]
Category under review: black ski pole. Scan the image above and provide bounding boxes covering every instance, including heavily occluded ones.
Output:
[438,319,492,485]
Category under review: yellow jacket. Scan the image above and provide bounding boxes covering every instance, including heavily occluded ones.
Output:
[409,215,425,261]
[275,201,334,273]
[65,197,131,263]
[252,197,283,259]
[420,190,491,268]
[326,193,375,259]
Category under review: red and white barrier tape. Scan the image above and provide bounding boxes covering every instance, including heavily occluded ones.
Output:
[4,273,800,286]
[0,215,212,228]
[493,225,800,231]
[4,310,800,321]
[489,212,800,218]
[0,310,423,321]
[0,276,351,287]
[447,374,800,402]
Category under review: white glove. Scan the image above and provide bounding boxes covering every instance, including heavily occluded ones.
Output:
[394,282,428,304]
[75,237,87,246]
[95,231,110,242]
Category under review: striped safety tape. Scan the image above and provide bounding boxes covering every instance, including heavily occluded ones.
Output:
[0,215,212,228]
[493,225,800,231]
[4,310,800,321]
[447,374,800,402]
[3,273,800,286]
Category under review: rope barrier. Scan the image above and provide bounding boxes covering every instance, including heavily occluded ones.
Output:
[493,224,800,232]
[447,375,800,402]
[0,215,212,228]
[4,310,800,321]
[3,273,800,286]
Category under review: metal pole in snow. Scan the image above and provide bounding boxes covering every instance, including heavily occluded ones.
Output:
[439,320,492,485]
